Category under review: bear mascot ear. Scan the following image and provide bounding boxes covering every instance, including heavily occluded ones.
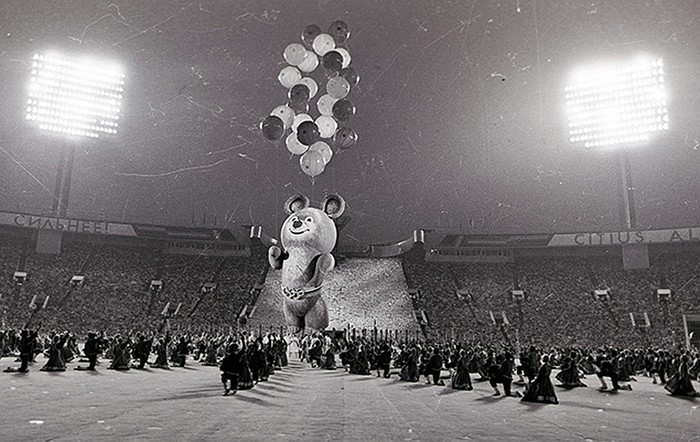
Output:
[283,195,310,215]
[320,194,346,219]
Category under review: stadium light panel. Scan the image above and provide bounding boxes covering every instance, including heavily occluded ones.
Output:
[25,52,125,139]
[564,56,668,150]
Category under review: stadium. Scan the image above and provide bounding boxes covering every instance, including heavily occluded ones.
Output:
[1,1,700,441]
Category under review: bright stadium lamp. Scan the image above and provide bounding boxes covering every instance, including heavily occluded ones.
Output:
[564,56,668,229]
[25,51,126,217]
[26,52,124,138]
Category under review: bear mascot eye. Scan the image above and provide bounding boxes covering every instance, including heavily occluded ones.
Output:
[305,216,314,223]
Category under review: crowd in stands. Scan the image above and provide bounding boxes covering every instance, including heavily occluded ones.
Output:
[0,234,268,335]
[402,245,700,349]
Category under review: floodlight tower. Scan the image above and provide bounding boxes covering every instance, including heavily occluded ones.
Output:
[565,56,668,230]
[25,52,125,217]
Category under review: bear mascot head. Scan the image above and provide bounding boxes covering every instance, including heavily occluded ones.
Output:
[268,194,345,332]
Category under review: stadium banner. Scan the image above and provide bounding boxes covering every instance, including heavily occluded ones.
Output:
[547,227,700,247]
[1,212,137,237]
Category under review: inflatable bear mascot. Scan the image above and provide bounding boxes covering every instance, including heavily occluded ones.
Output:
[268,194,345,332]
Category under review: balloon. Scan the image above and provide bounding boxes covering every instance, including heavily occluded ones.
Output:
[315,115,338,139]
[286,132,308,155]
[292,113,313,132]
[288,83,310,105]
[335,48,351,69]
[332,127,358,149]
[326,75,351,99]
[322,51,343,72]
[278,66,301,89]
[270,104,295,129]
[310,140,333,164]
[283,43,307,66]
[298,51,319,73]
[328,20,350,44]
[260,115,285,141]
[312,33,335,56]
[296,121,320,146]
[296,77,318,98]
[332,98,356,122]
[299,150,325,177]
[339,67,359,86]
[302,24,322,46]
[316,94,337,116]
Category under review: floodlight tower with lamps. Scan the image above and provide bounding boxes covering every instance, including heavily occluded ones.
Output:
[25,52,125,217]
[564,56,668,230]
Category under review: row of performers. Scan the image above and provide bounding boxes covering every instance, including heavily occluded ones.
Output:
[295,335,700,402]
[0,325,289,395]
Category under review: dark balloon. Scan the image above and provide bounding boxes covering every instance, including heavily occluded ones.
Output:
[288,83,311,105]
[339,67,360,86]
[260,115,285,140]
[296,121,321,146]
[302,24,322,46]
[322,51,343,72]
[332,98,356,122]
[328,20,350,44]
[332,127,358,149]
[288,100,309,114]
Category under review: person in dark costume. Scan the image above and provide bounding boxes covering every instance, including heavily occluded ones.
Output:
[150,335,170,369]
[6,327,39,373]
[237,339,254,390]
[135,334,153,369]
[489,352,516,397]
[77,332,101,371]
[651,350,667,385]
[426,346,445,385]
[201,336,223,366]
[309,337,324,368]
[451,349,473,390]
[108,336,131,370]
[376,343,392,378]
[321,341,337,370]
[665,354,699,397]
[20,328,38,372]
[555,351,587,388]
[521,355,559,404]
[220,343,241,396]
[399,346,420,382]
[174,336,190,368]
[41,333,68,371]
[595,350,632,391]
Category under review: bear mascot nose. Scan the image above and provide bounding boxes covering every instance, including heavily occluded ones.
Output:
[292,220,303,229]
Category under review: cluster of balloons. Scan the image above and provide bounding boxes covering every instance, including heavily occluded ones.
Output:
[260,21,360,178]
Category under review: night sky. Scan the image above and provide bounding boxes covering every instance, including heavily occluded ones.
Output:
[0,0,699,245]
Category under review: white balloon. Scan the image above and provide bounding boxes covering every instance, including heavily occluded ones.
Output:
[310,141,333,165]
[326,76,350,99]
[292,113,313,132]
[296,77,318,98]
[316,94,337,116]
[315,115,338,139]
[278,66,301,89]
[270,105,295,129]
[286,132,308,155]
[298,51,319,73]
[283,43,307,66]
[335,48,351,68]
[312,33,335,56]
[300,150,326,177]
